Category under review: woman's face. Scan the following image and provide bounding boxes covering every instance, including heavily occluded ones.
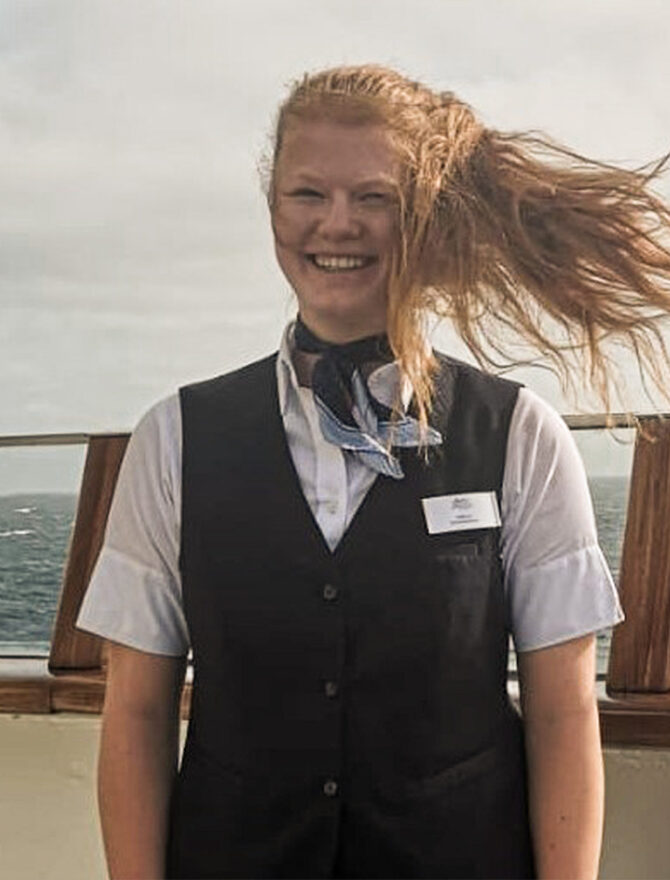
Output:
[271,118,400,343]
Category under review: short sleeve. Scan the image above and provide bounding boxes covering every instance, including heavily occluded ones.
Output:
[75,394,190,656]
[501,387,624,652]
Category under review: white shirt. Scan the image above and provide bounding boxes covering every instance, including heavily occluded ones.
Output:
[76,324,623,656]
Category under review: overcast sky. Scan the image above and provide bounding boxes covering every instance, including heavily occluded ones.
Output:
[2,0,669,490]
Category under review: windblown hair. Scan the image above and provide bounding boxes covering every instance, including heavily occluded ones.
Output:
[268,64,670,427]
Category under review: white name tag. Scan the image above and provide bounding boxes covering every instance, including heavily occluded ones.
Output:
[421,491,501,534]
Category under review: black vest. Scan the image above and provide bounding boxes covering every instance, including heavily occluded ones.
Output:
[167,353,534,879]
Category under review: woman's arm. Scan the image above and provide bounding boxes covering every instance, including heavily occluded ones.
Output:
[517,632,604,880]
[98,641,187,880]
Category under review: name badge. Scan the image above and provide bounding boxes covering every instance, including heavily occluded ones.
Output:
[421,491,501,534]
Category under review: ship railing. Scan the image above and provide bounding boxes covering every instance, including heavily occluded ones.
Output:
[1,420,670,748]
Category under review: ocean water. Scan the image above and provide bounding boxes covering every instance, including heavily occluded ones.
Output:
[0,478,630,672]
[0,493,77,655]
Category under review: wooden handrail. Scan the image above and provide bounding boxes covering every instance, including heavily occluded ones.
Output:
[0,412,667,447]
[2,659,670,749]
[562,413,669,430]
[0,432,127,447]
[2,411,670,717]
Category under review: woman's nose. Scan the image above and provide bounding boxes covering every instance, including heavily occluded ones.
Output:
[318,194,360,238]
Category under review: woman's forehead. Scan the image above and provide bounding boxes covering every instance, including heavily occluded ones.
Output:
[276,118,400,182]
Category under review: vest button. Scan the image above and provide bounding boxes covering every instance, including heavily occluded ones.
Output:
[323,779,338,797]
[322,584,338,601]
[324,680,339,698]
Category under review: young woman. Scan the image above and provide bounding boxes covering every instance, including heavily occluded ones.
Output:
[77,65,670,879]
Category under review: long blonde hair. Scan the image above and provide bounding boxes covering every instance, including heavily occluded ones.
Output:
[268,64,670,426]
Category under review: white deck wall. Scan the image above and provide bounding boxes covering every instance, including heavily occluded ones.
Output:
[1,713,669,880]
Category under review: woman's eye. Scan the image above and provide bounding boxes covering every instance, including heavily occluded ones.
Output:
[360,192,390,204]
[290,188,324,199]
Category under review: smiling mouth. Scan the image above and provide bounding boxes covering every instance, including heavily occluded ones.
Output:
[307,254,376,272]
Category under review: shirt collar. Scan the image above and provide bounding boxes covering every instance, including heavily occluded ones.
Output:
[276,319,414,416]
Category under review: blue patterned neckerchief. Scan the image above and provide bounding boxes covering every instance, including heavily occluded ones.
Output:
[293,316,442,479]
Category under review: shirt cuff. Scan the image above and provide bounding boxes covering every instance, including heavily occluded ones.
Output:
[75,545,190,656]
[510,544,625,652]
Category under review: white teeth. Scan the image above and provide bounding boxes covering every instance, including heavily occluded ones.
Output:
[312,254,369,270]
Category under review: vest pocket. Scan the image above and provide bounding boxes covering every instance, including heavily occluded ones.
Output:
[433,541,480,561]
[429,527,498,562]
[404,739,513,799]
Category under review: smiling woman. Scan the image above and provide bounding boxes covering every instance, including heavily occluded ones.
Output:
[72,63,670,880]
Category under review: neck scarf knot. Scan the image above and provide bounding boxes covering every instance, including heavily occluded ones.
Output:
[293,316,442,479]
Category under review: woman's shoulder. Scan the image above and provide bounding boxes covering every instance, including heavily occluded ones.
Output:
[510,386,573,448]
[179,354,279,400]
[132,392,181,452]
[505,386,588,504]
[119,394,183,497]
